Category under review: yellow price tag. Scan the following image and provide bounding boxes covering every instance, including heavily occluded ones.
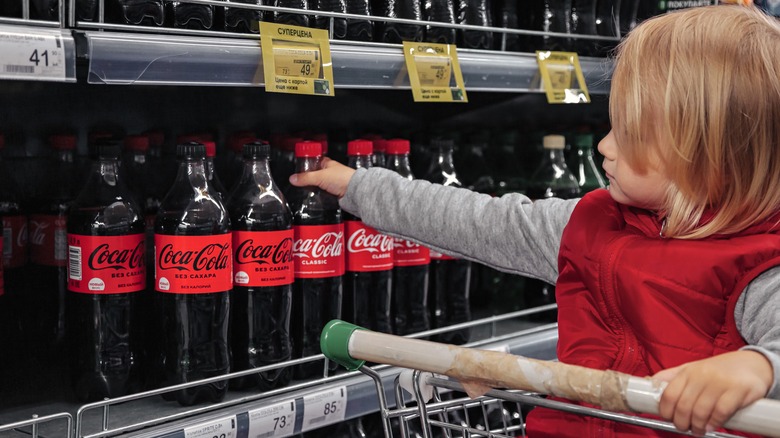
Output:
[536,51,590,104]
[402,41,467,103]
[260,22,335,96]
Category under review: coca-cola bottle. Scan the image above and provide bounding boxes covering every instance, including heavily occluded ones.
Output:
[424,139,471,344]
[154,142,232,406]
[28,134,78,350]
[343,140,394,333]
[204,140,228,201]
[385,139,430,336]
[284,141,344,379]
[524,134,580,322]
[66,144,145,401]
[0,134,28,314]
[271,136,301,194]
[227,141,294,391]
[222,131,257,192]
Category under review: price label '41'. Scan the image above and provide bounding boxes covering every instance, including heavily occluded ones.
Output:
[248,400,296,438]
[301,386,347,432]
[0,26,66,81]
[183,416,237,438]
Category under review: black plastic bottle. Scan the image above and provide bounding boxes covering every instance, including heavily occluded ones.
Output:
[284,141,343,379]
[166,1,214,29]
[204,141,228,201]
[491,0,519,51]
[424,0,456,44]
[571,0,597,55]
[0,134,28,324]
[66,144,145,402]
[227,141,294,391]
[275,0,310,27]
[313,0,348,39]
[105,0,165,26]
[526,0,572,51]
[594,0,620,56]
[524,134,580,323]
[424,138,471,344]
[373,0,423,43]
[343,140,393,333]
[457,0,492,49]
[154,142,232,406]
[224,0,263,33]
[345,0,373,41]
[385,139,430,336]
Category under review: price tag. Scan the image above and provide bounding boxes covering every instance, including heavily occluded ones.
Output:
[0,27,66,81]
[402,41,467,103]
[301,386,347,432]
[536,51,590,104]
[183,416,238,438]
[260,22,334,96]
[247,400,296,438]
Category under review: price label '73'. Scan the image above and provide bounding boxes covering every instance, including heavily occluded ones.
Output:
[301,386,347,432]
[248,400,296,438]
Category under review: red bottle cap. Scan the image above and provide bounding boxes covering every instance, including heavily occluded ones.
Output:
[347,139,373,156]
[385,139,410,155]
[124,134,149,151]
[144,129,165,147]
[49,134,77,150]
[204,141,217,158]
[295,141,322,157]
[373,138,388,153]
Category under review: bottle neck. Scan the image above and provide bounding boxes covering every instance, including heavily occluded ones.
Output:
[386,153,412,178]
[177,157,208,187]
[131,150,147,165]
[239,157,274,187]
[295,156,321,173]
[546,148,567,165]
[435,148,456,173]
[90,157,122,188]
[55,149,75,163]
[347,155,372,171]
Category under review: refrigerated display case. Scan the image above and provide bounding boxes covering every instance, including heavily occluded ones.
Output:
[0,1,615,436]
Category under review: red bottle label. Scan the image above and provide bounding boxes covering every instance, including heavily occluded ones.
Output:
[293,224,345,278]
[232,229,294,287]
[3,215,28,269]
[154,234,232,294]
[345,220,393,272]
[66,234,146,294]
[393,238,431,267]
[430,250,456,261]
[29,214,67,267]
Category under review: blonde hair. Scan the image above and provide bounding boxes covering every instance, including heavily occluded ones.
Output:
[610,5,780,239]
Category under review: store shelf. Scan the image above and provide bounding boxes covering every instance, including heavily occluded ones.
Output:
[83,30,613,93]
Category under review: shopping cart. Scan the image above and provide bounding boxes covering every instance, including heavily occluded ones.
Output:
[320,320,780,438]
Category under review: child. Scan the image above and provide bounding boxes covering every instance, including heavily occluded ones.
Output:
[290,5,780,437]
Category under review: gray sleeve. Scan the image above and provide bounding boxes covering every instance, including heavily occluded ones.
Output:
[735,266,780,399]
[339,167,579,284]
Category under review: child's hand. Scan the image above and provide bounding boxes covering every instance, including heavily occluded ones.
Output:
[653,350,772,435]
[288,157,356,198]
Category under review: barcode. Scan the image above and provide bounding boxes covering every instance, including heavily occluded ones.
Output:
[309,416,326,425]
[254,431,275,438]
[68,245,82,280]
[5,65,34,73]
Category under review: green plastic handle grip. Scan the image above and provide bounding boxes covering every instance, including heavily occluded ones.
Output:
[320,319,367,371]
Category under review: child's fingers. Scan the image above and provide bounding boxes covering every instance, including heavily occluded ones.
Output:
[653,365,682,382]
[670,374,708,432]
[657,370,686,423]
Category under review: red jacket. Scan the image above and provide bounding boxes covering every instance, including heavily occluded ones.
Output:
[527,189,780,438]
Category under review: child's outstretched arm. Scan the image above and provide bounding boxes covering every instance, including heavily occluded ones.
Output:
[654,350,773,435]
[289,157,355,198]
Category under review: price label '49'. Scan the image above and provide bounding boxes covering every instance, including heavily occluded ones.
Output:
[0,26,66,81]
[248,400,296,438]
[301,386,347,432]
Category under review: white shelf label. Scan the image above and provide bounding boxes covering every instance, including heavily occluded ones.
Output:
[183,416,237,438]
[247,400,296,438]
[0,28,66,81]
[301,386,347,432]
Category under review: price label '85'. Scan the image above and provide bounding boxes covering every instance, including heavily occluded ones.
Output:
[301,386,347,432]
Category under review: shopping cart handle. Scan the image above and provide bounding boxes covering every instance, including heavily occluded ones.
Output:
[320,320,367,371]
[321,320,780,437]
